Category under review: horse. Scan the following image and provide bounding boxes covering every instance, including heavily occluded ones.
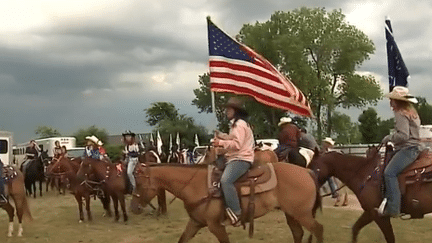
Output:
[77,158,128,222]
[166,150,183,164]
[130,146,323,243]
[139,150,161,164]
[308,146,432,243]
[22,151,49,198]
[1,167,32,237]
[47,157,112,222]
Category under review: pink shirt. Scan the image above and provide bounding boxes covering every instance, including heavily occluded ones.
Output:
[219,119,254,163]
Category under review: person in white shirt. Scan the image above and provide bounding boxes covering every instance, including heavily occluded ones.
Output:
[123,130,140,195]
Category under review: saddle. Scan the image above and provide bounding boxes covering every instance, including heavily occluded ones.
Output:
[398,149,432,195]
[2,166,18,183]
[207,162,277,197]
[207,161,277,237]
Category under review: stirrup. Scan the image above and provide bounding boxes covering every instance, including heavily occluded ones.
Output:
[0,195,8,205]
[226,208,241,227]
[376,198,387,215]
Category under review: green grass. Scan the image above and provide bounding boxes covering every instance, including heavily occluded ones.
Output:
[1,189,432,243]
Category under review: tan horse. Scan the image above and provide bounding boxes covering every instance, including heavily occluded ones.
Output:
[131,146,323,243]
[2,167,32,237]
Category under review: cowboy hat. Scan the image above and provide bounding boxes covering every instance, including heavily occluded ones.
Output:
[225,97,247,113]
[278,117,292,127]
[323,137,335,146]
[385,86,418,103]
[85,135,100,145]
[122,130,136,137]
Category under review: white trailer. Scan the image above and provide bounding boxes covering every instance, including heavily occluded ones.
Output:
[0,131,14,165]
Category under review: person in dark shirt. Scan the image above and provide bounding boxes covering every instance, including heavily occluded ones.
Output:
[274,117,306,167]
[22,140,41,173]
[298,128,319,165]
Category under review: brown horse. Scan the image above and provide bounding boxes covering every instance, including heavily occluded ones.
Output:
[1,167,32,237]
[48,157,112,222]
[77,158,128,222]
[130,146,323,243]
[308,147,432,243]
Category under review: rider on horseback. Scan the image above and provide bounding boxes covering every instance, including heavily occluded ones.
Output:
[52,140,63,162]
[22,140,41,173]
[122,130,140,195]
[83,136,103,160]
[213,97,254,227]
[0,159,7,205]
[274,117,306,167]
[378,86,424,217]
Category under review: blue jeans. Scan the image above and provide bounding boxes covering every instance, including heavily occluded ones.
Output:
[220,160,251,215]
[384,146,421,215]
[127,157,139,191]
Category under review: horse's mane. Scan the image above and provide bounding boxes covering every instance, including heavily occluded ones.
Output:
[325,151,378,171]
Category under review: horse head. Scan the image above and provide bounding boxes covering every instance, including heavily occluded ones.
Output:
[307,148,334,186]
[76,158,95,182]
[366,145,382,160]
[131,163,158,214]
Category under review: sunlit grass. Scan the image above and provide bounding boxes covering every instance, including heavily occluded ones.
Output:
[0,187,431,242]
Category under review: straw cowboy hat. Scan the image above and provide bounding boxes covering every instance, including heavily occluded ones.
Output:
[225,97,247,113]
[85,135,100,145]
[323,137,335,146]
[278,117,292,127]
[385,86,418,104]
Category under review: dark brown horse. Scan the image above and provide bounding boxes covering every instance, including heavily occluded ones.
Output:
[1,167,32,237]
[308,147,432,243]
[130,146,323,243]
[77,158,128,222]
[48,157,111,222]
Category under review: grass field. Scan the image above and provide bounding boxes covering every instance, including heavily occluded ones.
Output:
[1,188,432,243]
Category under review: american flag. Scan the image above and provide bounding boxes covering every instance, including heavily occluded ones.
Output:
[207,18,312,117]
[386,18,409,91]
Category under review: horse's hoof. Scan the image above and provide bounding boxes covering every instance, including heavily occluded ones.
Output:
[79,220,83,223]
[7,234,12,237]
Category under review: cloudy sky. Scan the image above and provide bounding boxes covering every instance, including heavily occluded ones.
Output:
[0,0,431,143]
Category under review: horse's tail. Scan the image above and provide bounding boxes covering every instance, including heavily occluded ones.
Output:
[308,169,322,216]
[21,194,33,222]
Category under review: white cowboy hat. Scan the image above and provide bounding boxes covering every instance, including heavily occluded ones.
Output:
[97,140,103,146]
[85,135,100,145]
[278,117,292,127]
[384,86,418,103]
[323,137,335,146]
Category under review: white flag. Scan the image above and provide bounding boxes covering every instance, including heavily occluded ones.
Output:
[194,134,200,147]
[150,133,154,144]
[169,134,172,153]
[176,132,180,151]
[157,131,163,155]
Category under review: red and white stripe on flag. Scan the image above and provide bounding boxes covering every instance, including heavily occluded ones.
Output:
[207,18,312,117]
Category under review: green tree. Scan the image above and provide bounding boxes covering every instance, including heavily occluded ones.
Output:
[414,97,432,125]
[358,108,380,144]
[237,7,382,141]
[376,118,394,142]
[330,112,361,144]
[144,102,210,149]
[144,102,179,126]
[34,126,61,138]
[73,125,108,146]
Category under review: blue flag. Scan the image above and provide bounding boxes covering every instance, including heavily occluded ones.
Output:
[386,18,409,91]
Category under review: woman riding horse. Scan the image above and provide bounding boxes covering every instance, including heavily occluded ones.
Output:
[213,96,254,227]
[122,130,140,195]
[378,86,424,217]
